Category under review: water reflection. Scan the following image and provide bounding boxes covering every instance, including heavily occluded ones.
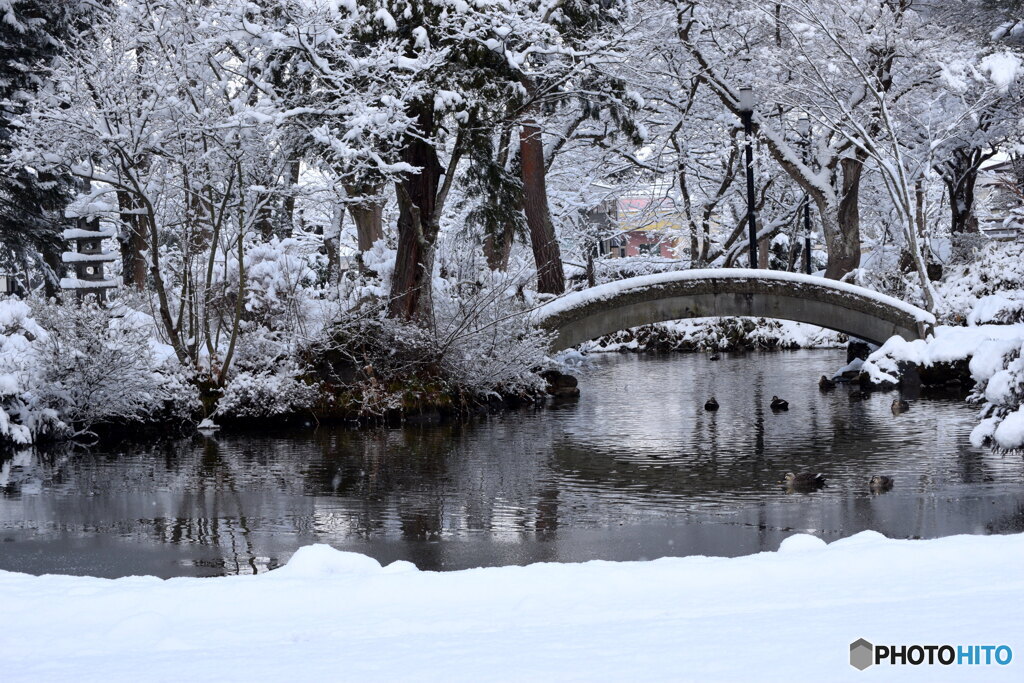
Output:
[1,350,1022,577]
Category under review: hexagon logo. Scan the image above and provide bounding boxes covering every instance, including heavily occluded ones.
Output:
[850,638,874,670]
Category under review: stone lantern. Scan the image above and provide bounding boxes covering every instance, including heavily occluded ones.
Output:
[60,217,118,300]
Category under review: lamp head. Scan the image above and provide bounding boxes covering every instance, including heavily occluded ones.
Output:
[797,113,810,136]
[738,86,754,112]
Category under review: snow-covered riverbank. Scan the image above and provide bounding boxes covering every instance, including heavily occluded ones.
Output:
[2,531,1021,681]
[582,317,844,353]
[848,320,1024,449]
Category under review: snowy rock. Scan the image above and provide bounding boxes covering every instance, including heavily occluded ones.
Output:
[856,324,1024,390]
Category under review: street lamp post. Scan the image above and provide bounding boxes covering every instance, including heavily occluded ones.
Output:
[738,86,758,269]
[797,113,813,275]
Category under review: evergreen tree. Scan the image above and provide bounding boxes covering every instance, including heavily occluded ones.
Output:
[0,0,84,295]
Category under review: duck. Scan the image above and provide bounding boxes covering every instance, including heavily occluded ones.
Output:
[704,397,719,411]
[770,395,789,411]
[891,398,910,415]
[819,375,836,391]
[784,472,826,490]
[869,475,894,492]
[709,353,721,361]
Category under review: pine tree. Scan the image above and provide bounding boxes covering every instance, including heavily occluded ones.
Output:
[0,1,87,295]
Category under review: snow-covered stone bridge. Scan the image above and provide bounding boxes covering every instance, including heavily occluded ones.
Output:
[534,269,935,351]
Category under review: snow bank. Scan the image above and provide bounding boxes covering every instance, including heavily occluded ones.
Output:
[1,532,1021,681]
[852,322,1024,450]
[858,324,1024,386]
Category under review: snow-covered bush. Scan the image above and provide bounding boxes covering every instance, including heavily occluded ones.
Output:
[216,364,319,419]
[935,241,1024,324]
[967,293,1024,325]
[0,299,199,447]
[432,266,552,395]
[0,299,55,445]
[239,237,321,331]
[31,301,198,437]
[226,324,291,372]
[313,309,446,417]
[337,239,398,307]
[968,339,1024,450]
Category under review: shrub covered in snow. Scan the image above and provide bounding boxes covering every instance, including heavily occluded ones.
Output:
[935,241,1024,324]
[310,288,550,419]
[967,292,1024,325]
[0,299,55,445]
[216,365,320,420]
[237,237,321,331]
[431,266,553,395]
[32,301,198,438]
[968,338,1024,450]
[0,299,199,449]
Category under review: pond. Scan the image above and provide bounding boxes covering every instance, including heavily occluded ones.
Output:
[1,349,1022,578]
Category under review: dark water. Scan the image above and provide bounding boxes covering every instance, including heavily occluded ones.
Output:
[1,349,1022,578]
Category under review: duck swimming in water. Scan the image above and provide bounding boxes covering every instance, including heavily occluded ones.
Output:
[770,396,789,411]
[704,397,719,411]
[891,398,910,415]
[869,475,894,492]
[819,375,836,391]
[784,472,826,491]
[709,353,721,361]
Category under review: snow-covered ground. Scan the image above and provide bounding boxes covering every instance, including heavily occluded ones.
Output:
[2,532,1021,681]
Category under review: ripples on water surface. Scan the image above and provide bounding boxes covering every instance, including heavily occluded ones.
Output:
[1,349,1022,577]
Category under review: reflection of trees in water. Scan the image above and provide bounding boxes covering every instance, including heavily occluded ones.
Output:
[0,446,74,497]
[4,351,1024,574]
[0,437,312,573]
[987,503,1024,534]
[303,419,565,540]
[954,439,998,485]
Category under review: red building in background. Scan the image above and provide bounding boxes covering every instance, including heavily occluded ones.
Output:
[591,196,687,258]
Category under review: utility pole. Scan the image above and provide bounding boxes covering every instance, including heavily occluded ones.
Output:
[738,86,759,269]
[797,113,814,275]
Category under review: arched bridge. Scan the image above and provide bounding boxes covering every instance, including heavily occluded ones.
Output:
[534,269,935,351]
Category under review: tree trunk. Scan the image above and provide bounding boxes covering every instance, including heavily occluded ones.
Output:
[483,226,514,271]
[825,156,864,279]
[944,150,983,235]
[280,159,301,237]
[758,236,770,269]
[117,190,148,290]
[906,184,937,313]
[41,243,63,300]
[388,103,443,320]
[324,205,342,284]
[344,183,385,253]
[949,180,979,234]
[520,119,565,295]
